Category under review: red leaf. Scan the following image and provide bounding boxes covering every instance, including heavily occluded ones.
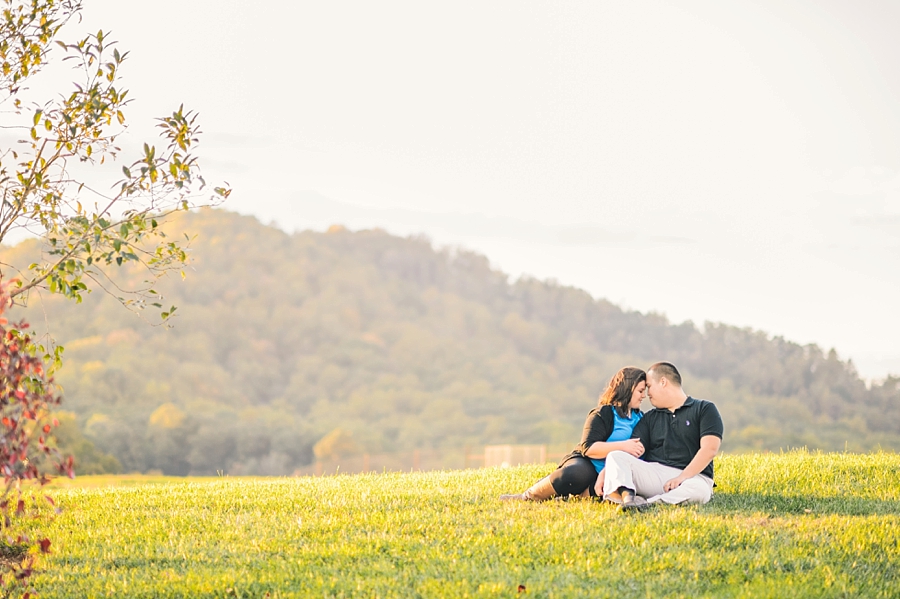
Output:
[39,538,51,553]
[518,585,526,593]
[42,424,51,433]
[16,500,25,516]
[44,495,55,506]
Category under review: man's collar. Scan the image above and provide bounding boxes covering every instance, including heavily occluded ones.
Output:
[679,396,696,408]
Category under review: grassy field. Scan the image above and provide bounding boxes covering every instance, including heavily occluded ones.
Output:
[22,450,900,598]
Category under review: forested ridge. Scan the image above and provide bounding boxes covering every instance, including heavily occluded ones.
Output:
[2,209,897,475]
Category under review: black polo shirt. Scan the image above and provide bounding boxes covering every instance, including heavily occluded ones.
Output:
[630,396,723,480]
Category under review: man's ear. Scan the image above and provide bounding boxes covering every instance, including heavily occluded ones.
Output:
[659,377,667,388]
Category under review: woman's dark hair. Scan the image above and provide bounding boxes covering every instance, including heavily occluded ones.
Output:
[599,366,646,417]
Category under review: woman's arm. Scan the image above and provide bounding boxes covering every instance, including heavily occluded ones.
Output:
[578,405,644,458]
[577,406,613,454]
[583,438,644,459]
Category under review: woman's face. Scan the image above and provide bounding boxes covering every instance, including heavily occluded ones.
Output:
[629,380,647,410]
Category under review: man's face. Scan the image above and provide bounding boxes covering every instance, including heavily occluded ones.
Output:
[646,373,664,407]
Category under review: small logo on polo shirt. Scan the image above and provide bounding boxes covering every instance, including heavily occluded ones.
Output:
[685,420,690,426]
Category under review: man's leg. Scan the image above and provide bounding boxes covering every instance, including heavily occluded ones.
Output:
[602,451,674,503]
[646,475,713,505]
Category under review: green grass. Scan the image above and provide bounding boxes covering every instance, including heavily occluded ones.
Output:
[24,451,900,598]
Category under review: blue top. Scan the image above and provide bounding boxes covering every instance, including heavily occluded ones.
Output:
[590,409,643,473]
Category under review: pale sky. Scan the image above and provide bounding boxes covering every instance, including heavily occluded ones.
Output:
[58,1,900,379]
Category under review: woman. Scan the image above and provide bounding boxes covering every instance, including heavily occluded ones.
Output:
[499,366,647,501]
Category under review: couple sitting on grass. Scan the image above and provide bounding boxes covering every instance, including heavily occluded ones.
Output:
[501,362,723,512]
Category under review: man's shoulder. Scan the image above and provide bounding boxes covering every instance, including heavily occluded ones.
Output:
[686,397,720,411]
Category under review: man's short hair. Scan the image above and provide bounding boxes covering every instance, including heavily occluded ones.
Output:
[648,362,682,387]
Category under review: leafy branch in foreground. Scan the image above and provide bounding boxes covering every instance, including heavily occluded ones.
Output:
[0,0,230,320]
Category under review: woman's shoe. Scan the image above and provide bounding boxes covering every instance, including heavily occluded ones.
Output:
[499,493,526,501]
[523,476,556,501]
[499,476,557,502]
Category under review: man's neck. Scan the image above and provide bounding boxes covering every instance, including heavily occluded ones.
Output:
[665,392,689,412]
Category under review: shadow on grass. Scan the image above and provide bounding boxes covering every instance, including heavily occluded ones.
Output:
[702,492,900,516]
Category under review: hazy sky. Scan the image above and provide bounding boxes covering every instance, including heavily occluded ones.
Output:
[61,1,899,379]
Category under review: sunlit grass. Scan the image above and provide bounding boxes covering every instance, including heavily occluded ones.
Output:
[41,473,260,489]
[26,450,900,598]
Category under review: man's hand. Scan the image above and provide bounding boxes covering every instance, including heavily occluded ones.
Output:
[620,438,645,458]
[663,476,686,492]
[594,468,606,496]
[661,435,721,494]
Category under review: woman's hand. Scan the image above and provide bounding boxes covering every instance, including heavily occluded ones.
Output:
[594,468,606,496]
[620,438,645,457]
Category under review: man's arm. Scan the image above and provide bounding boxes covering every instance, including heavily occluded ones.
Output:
[630,414,649,447]
[662,435,721,492]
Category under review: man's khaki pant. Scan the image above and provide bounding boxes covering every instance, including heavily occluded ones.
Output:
[602,450,713,505]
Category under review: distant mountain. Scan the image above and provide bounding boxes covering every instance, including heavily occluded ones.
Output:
[3,209,897,475]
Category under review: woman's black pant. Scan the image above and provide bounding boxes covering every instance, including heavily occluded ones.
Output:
[548,455,598,497]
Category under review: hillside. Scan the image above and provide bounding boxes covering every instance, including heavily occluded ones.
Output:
[2,209,898,475]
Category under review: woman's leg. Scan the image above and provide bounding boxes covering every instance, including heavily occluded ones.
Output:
[499,456,598,501]
[548,456,597,497]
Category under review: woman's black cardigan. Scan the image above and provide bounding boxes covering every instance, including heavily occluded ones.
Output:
[558,404,616,466]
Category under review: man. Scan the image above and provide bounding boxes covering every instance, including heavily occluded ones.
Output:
[602,361,723,511]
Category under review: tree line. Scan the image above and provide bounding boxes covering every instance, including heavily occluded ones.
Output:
[3,209,897,475]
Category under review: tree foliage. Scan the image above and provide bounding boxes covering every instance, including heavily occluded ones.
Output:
[313,428,357,462]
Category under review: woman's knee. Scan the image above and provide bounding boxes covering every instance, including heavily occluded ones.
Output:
[550,459,596,495]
